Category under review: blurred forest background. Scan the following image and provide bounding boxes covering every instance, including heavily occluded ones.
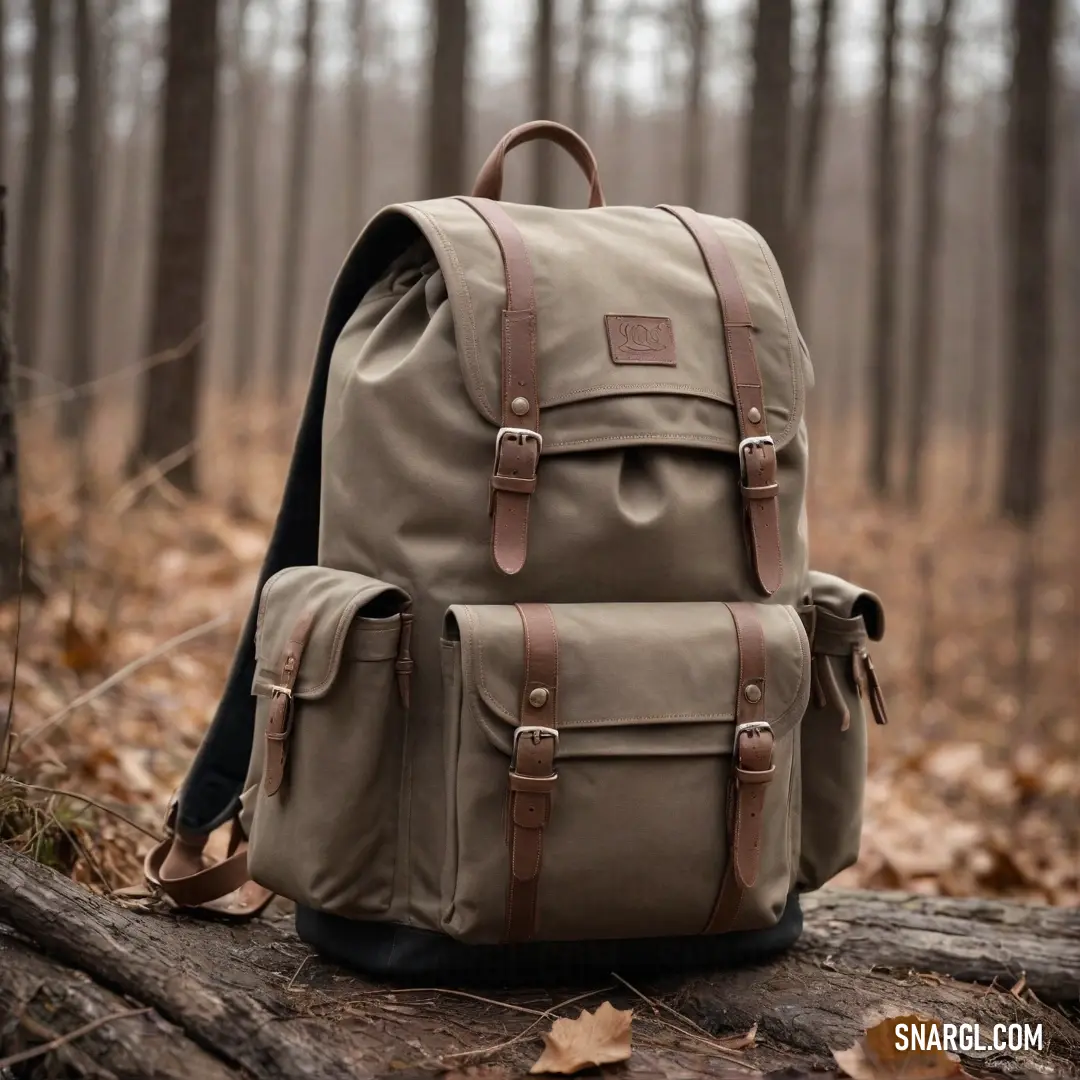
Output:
[0,0,1077,908]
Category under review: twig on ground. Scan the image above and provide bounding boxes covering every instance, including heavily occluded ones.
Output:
[0,1006,152,1070]
[611,972,748,1064]
[0,531,25,774]
[17,612,234,747]
[6,780,163,841]
[409,986,615,1069]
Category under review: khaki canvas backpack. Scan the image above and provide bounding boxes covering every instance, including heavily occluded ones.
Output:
[145,122,889,982]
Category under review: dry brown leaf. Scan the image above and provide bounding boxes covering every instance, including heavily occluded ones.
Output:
[717,1023,757,1051]
[529,1001,633,1075]
[60,617,110,673]
[833,1015,970,1080]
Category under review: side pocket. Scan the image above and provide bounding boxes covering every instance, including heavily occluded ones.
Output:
[244,565,412,917]
[797,570,888,893]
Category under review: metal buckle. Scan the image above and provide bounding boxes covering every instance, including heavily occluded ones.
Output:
[737,434,775,485]
[269,684,293,700]
[734,720,772,745]
[495,426,543,459]
[511,726,559,775]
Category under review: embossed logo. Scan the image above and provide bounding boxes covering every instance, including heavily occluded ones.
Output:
[604,315,676,366]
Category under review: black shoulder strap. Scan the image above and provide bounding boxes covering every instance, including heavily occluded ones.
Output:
[175,210,412,835]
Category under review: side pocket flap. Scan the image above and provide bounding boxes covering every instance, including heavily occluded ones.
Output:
[806,570,885,642]
[252,566,409,700]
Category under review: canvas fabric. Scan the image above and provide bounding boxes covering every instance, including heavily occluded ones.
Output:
[144,122,889,980]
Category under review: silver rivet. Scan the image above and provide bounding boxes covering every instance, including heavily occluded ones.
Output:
[511,396,530,416]
[744,684,762,704]
[747,407,762,425]
[528,687,549,708]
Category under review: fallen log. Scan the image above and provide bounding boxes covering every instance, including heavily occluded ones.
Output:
[799,888,1080,1004]
[0,928,239,1080]
[0,845,1077,1080]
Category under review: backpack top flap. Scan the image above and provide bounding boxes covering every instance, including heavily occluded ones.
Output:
[357,197,812,457]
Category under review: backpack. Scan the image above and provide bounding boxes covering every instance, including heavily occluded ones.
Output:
[143,122,889,983]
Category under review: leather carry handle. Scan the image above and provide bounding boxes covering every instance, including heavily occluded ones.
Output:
[471,120,606,208]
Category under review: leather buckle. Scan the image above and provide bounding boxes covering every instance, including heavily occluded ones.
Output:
[496,426,543,458]
[511,725,559,778]
[738,435,775,488]
[733,720,773,757]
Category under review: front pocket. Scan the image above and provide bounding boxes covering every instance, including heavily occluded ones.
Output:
[439,601,812,945]
[242,565,412,917]
[796,570,888,892]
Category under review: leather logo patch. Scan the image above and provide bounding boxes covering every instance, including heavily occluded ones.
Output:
[604,315,676,366]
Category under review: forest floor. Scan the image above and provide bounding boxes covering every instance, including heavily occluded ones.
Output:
[2,402,1077,907]
[0,402,1078,1077]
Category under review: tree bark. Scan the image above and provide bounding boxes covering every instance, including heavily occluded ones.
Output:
[682,0,707,209]
[129,0,220,494]
[531,0,556,206]
[14,0,54,399]
[902,0,955,508]
[743,0,793,275]
[1,847,1079,1079]
[0,188,24,603]
[0,931,239,1080]
[999,0,1058,525]
[788,0,833,320]
[58,0,100,443]
[271,0,318,398]
[867,0,901,497]
[426,0,469,199]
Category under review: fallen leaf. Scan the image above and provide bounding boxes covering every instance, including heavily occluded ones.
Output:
[529,1001,633,1075]
[717,1023,757,1051]
[833,1014,969,1080]
[1008,975,1027,998]
[60,617,110,673]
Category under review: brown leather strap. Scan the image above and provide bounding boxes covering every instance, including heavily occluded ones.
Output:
[456,196,543,576]
[657,205,784,597]
[704,602,776,934]
[471,120,606,208]
[141,804,273,919]
[504,602,560,942]
[263,610,315,796]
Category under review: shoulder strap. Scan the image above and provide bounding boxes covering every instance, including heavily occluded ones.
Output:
[139,212,412,914]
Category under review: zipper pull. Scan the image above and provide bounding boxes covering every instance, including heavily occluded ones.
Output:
[861,648,889,725]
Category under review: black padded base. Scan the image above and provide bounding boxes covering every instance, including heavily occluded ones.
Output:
[295,892,804,986]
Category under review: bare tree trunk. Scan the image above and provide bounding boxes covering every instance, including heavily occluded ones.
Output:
[0,189,23,602]
[58,0,99,444]
[682,0,707,209]
[426,0,469,198]
[14,0,54,398]
[867,0,901,497]
[569,0,596,140]
[231,0,258,402]
[999,0,1058,524]
[345,0,369,233]
[902,0,954,508]
[0,0,7,189]
[532,0,556,205]
[788,0,833,319]
[743,0,793,274]
[271,0,318,398]
[129,0,220,493]
[965,126,992,504]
